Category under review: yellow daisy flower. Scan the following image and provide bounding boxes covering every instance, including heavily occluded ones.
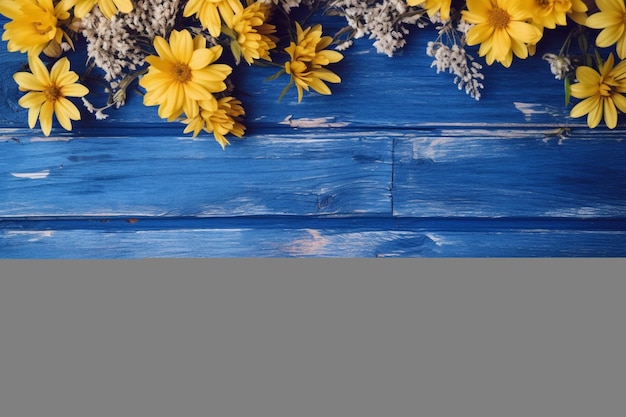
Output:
[523,0,588,29]
[284,23,343,103]
[183,96,246,149]
[570,53,626,128]
[407,0,452,20]
[0,0,75,57]
[13,55,89,136]
[183,0,244,38]
[462,0,543,67]
[139,29,232,121]
[586,0,626,59]
[73,0,134,19]
[222,1,278,65]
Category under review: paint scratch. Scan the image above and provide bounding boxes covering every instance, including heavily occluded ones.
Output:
[280,115,349,128]
[10,170,50,179]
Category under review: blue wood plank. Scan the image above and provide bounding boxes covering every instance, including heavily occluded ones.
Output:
[0,16,582,131]
[0,129,392,217]
[2,217,625,258]
[393,128,626,218]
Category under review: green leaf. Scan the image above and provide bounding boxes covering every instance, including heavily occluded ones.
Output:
[277,79,294,103]
[564,76,571,106]
[264,68,286,83]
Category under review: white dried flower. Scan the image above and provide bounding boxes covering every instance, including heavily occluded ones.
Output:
[542,53,572,80]
[327,0,426,57]
[427,41,484,100]
[80,0,182,85]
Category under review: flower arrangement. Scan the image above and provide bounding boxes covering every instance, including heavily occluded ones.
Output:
[0,0,623,148]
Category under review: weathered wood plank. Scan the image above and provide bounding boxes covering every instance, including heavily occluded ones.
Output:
[0,129,392,217]
[2,218,625,258]
[393,128,626,218]
[0,17,580,131]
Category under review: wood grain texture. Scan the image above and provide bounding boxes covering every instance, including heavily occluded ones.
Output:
[1,14,625,257]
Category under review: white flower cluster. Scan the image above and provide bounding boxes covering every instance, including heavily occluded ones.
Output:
[542,53,573,80]
[80,0,181,89]
[426,42,484,100]
[327,0,425,57]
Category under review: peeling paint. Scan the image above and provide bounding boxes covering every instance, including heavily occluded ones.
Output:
[10,170,50,179]
[6,231,55,242]
[513,102,564,122]
[283,229,329,256]
[280,115,350,128]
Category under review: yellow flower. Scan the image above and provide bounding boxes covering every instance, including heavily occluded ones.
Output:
[586,0,626,59]
[139,29,232,121]
[73,0,134,19]
[406,0,452,20]
[222,1,278,65]
[567,0,589,25]
[570,54,626,128]
[183,0,244,38]
[284,23,343,103]
[183,97,246,149]
[462,0,543,67]
[0,0,75,57]
[13,55,89,136]
[523,0,588,29]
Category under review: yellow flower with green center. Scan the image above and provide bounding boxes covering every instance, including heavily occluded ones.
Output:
[73,0,134,19]
[222,1,278,65]
[586,0,626,59]
[570,53,626,129]
[284,23,343,103]
[183,0,244,38]
[462,0,543,67]
[523,0,588,29]
[0,0,75,57]
[406,0,452,20]
[13,55,89,136]
[139,29,233,122]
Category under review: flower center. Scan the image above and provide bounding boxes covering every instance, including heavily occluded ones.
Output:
[33,22,54,36]
[488,7,510,29]
[599,83,615,97]
[43,85,61,101]
[172,63,192,83]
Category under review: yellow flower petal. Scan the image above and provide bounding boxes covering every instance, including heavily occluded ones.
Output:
[39,100,55,136]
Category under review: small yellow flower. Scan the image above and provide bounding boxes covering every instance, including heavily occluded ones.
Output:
[586,0,626,59]
[570,53,626,128]
[183,0,244,38]
[13,55,89,136]
[139,29,232,121]
[462,0,543,67]
[183,96,246,149]
[73,0,134,19]
[222,1,278,65]
[407,0,452,20]
[523,0,588,29]
[284,23,343,103]
[0,0,75,57]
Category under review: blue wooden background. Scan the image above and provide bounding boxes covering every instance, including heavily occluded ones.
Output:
[1,14,626,258]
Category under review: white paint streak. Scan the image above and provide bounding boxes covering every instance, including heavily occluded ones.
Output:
[280,116,350,128]
[10,170,50,179]
[6,231,55,242]
[513,102,564,122]
[29,137,72,142]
